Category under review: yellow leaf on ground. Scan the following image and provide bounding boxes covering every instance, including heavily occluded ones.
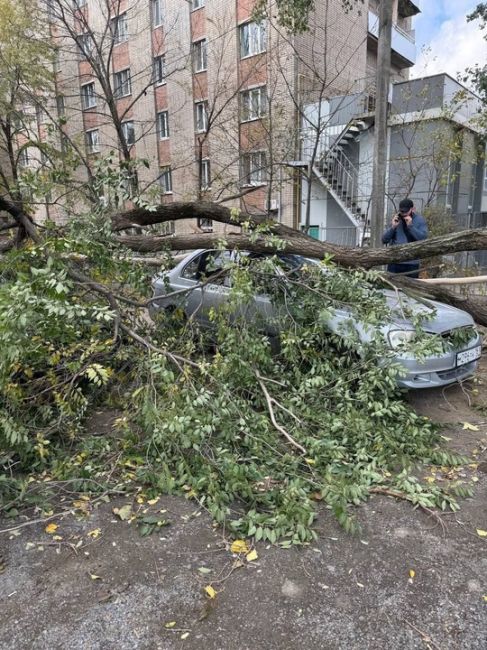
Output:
[425,476,435,484]
[113,504,132,521]
[45,523,58,534]
[230,539,249,554]
[147,497,160,506]
[463,422,479,431]
[204,585,217,599]
[305,458,316,465]
[164,622,176,629]
[72,500,89,510]
[90,573,101,580]
[409,569,415,579]
[180,632,190,640]
[52,535,63,541]
[476,529,487,537]
[246,549,258,562]
[87,529,101,539]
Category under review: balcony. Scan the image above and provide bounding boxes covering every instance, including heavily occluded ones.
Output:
[368,10,416,67]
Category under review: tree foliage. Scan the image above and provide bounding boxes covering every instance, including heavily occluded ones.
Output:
[0,164,474,539]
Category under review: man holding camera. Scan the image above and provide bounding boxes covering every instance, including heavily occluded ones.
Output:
[382,198,428,278]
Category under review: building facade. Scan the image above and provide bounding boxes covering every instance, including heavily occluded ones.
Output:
[23,0,421,237]
[302,72,486,246]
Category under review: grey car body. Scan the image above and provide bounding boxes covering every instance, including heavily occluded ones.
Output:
[151,249,482,389]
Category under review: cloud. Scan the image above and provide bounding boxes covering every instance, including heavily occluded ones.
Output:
[412,2,486,81]
[414,19,486,80]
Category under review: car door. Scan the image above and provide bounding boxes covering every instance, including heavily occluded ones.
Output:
[182,250,233,327]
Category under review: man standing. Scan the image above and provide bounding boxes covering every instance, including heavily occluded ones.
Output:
[382,198,428,278]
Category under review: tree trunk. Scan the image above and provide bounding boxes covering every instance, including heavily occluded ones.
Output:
[2,199,487,325]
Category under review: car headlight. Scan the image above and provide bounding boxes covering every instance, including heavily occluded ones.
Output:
[388,329,416,349]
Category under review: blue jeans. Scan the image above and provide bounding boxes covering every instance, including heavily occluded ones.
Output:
[387,263,420,278]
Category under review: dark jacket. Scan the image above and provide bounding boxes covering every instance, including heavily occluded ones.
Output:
[382,212,428,265]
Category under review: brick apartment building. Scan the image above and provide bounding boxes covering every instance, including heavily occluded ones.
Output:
[24,0,420,236]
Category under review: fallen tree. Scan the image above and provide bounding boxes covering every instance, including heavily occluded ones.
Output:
[4,199,486,324]
[111,201,487,271]
[0,210,475,539]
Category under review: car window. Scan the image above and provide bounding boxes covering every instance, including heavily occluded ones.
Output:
[181,251,233,283]
[181,253,205,281]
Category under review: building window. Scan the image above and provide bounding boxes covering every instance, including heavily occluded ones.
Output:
[195,101,208,132]
[200,159,211,190]
[192,39,207,73]
[111,12,129,44]
[241,151,267,186]
[86,129,100,154]
[77,33,93,58]
[157,111,169,139]
[18,148,29,167]
[36,105,47,125]
[197,217,213,231]
[153,55,166,85]
[122,120,135,145]
[241,86,267,122]
[192,0,205,9]
[56,95,65,117]
[113,69,131,97]
[81,82,96,109]
[240,21,266,58]
[53,48,61,73]
[74,0,87,7]
[151,0,163,26]
[159,166,172,194]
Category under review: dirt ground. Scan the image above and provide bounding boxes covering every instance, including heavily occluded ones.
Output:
[1,366,487,649]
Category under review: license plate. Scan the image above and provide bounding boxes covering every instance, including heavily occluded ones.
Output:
[456,345,482,367]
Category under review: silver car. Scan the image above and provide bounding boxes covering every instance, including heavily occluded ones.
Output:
[151,249,482,389]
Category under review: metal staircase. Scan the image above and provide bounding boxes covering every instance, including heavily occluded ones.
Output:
[313,119,370,233]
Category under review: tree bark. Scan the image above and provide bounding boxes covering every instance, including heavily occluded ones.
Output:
[113,203,487,269]
[369,0,393,247]
[2,198,487,324]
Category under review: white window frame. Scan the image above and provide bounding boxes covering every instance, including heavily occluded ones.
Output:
[159,166,172,194]
[240,85,267,122]
[18,148,30,167]
[77,33,93,59]
[240,21,267,59]
[192,39,207,73]
[241,151,267,186]
[113,68,131,98]
[484,166,487,193]
[111,12,129,44]
[121,120,135,146]
[151,0,163,27]
[153,55,166,86]
[56,95,65,117]
[194,101,208,133]
[81,82,96,109]
[191,0,205,10]
[157,111,169,139]
[86,129,100,154]
[200,159,211,190]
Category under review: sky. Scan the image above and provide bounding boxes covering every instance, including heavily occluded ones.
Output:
[411,0,487,84]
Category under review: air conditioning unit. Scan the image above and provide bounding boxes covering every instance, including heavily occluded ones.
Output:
[266,199,279,212]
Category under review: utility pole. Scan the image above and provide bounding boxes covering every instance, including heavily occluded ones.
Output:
[369,0,394,248]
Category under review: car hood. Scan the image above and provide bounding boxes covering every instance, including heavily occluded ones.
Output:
[383,290,474,333]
